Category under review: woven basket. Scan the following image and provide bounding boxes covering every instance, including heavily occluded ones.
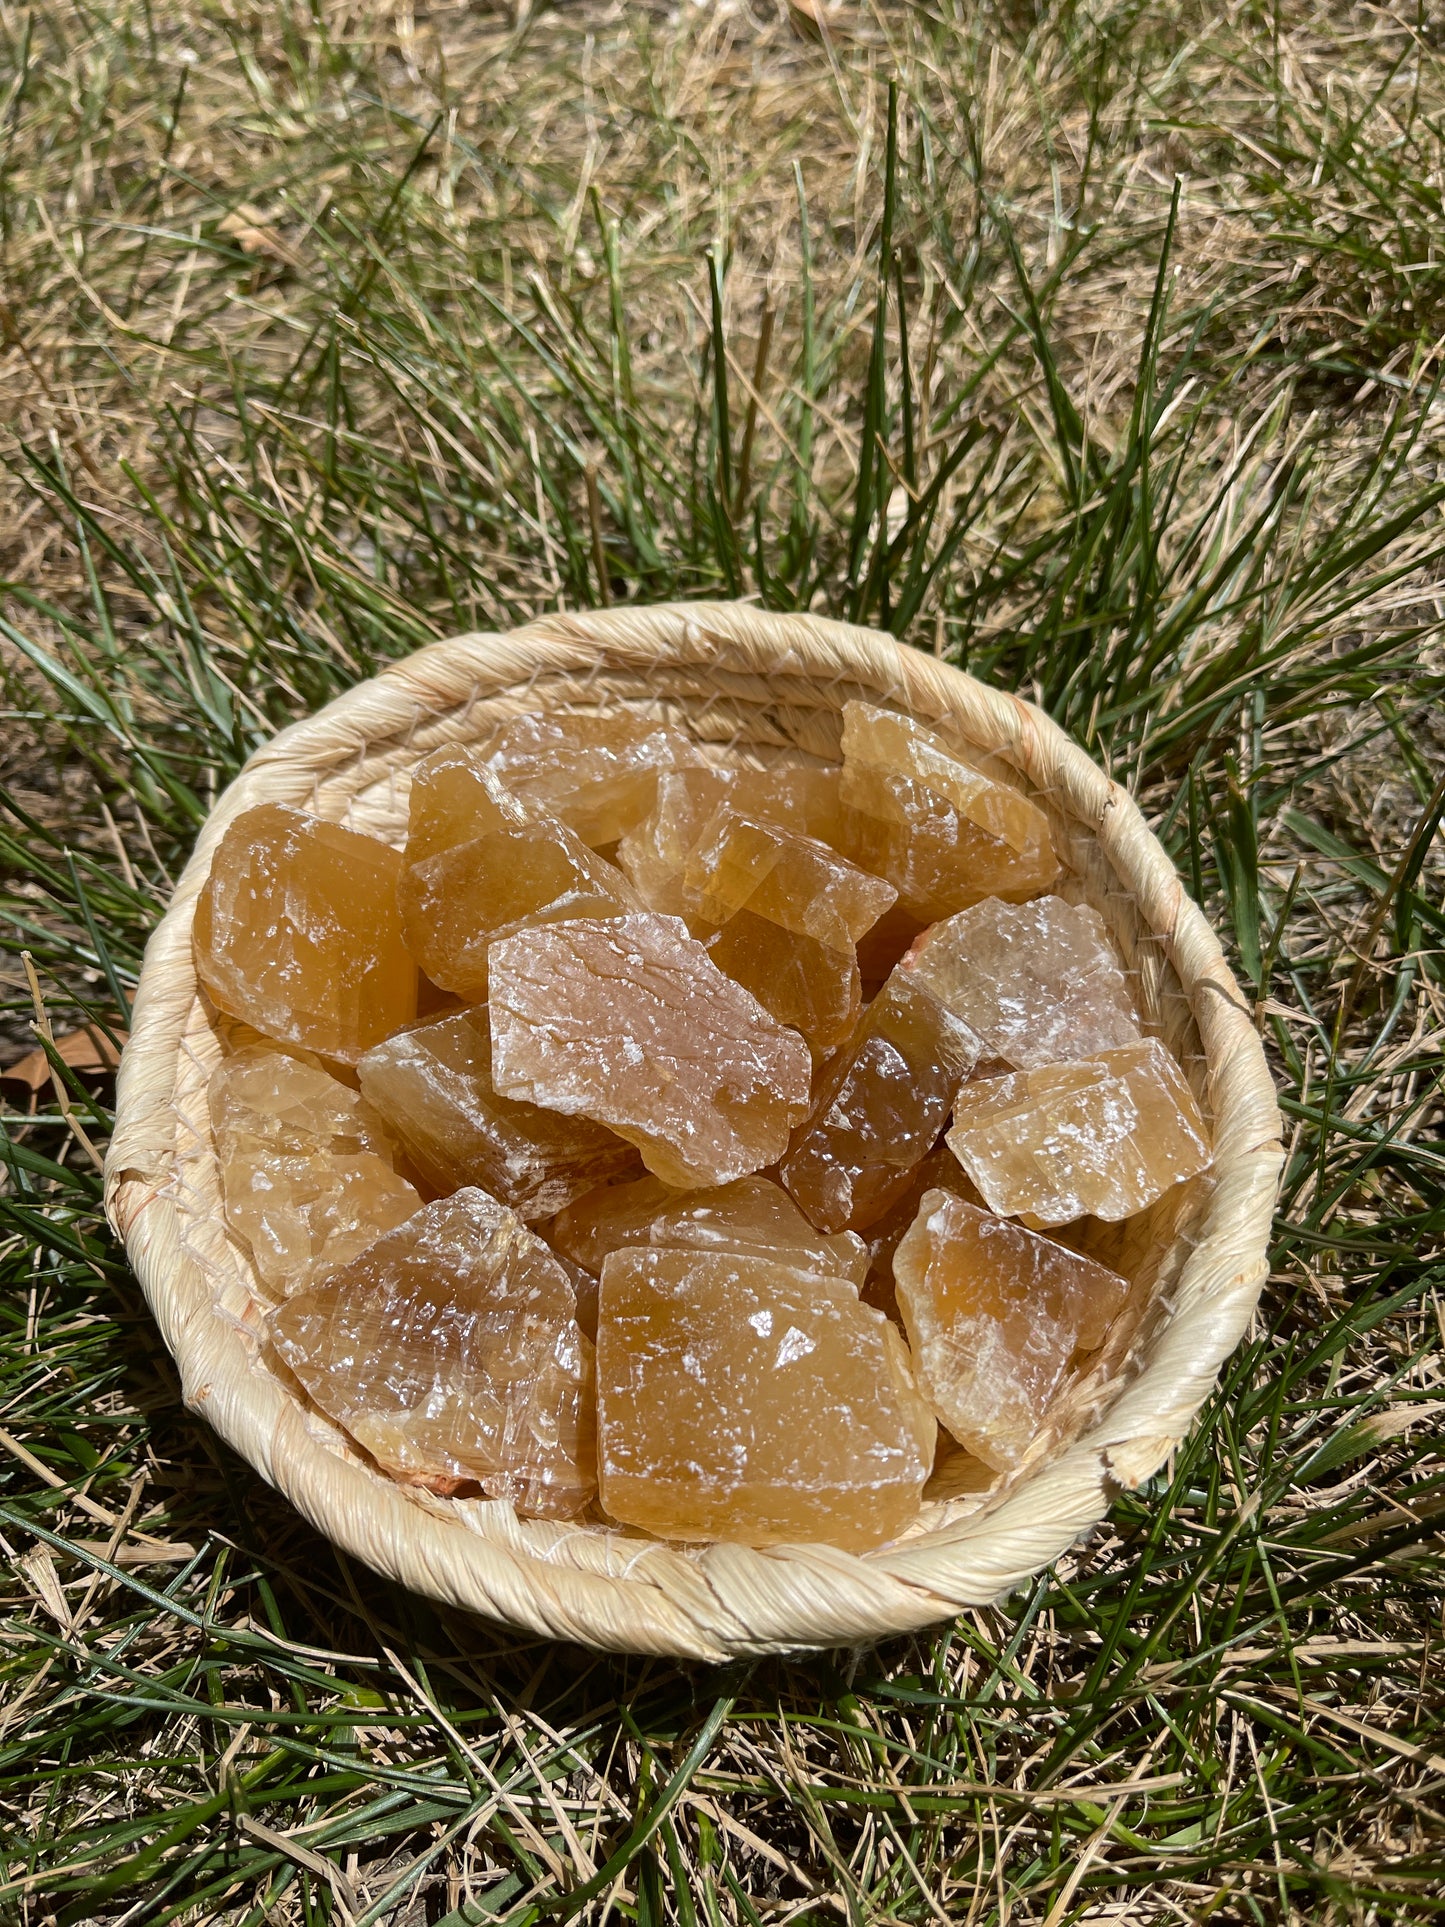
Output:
[104,602,1281,1660]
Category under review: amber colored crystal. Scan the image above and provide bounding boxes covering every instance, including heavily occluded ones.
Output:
[475,708,705,847]
[702,911,859,1049]
[780,971,982,1232]
[356,1007,638,1219]
[489,913,812,1188]
[894,1190,1129,1469]
[399,749,638,1000]
[840,701,1058,918]
[903,895,1140,1069]
[551,1173,869,1287]
[193,803,418,1063]
[271,1188,595,1515]
[210,1044,421,1295]
[684,807,896,949]
[859,1146,982,1321]
[946,1038,1212,1225]
[595,1247,935,1547]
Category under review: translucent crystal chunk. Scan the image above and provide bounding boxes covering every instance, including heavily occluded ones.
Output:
[551,1173,869,1287]
[780,972,982,1232]
[489,913,812,1188]
[356,1007,638,1219]
[840,700,1058,917]
[902,895,1140,1069]
[596,1247,935,1547]
[684,808,897,951]
[194,803,418,1063]
[475,708,705,847]
[946,1038,1212,1225]
[399,749,638,1000]
[860,1145,982,1321]
[210,1044,421,1295]
[894,1190,1129,1469]
[271,1188,595,1515]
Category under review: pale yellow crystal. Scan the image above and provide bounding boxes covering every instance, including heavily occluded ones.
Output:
[271,1188,595,1516]
[356,1007,638,1219]
[840,700,1058,917]
[894,1191,1129,1469]
[679,806,897,1045]
[551,1173,869,1287]
[946,1038,1212,1225]
[902,895,1141,1068]
[399,749,639,1000]
[596,1247,935,1547]
[780,970,982,1232]
[475,708,706,846]
[489,913,812,1188]
[684,807,897,952]
[194,803,418,1064]
[860,1146,982,1321]
[210,1044,421,1295]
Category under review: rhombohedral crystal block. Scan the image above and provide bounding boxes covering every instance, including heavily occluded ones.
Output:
[551,1173,869,1287]
[475,708,706,847]
[840,700,1058,918]
[398,748,639,1000]
[596,1246,935,1547]
[780,972,982,1232]
[902,895,1141,1068]
[489,913,812,1188]
[893,1190,1129,1469]
[684,807,898,1047]
[194,803,418,1063]
[946,1038,1212,1225]
[271,1188,595,1515]
[211,1044,421,1294]
[356,1007,638,1219]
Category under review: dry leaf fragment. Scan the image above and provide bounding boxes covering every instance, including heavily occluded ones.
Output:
[0,1025,126,1094]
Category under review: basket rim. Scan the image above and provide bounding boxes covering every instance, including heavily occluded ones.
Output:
[104,600,1283,1660]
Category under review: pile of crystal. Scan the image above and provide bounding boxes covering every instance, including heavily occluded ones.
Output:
[193,699,1214,1546]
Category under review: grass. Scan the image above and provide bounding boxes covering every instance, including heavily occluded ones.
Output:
[0,0,1443,1919]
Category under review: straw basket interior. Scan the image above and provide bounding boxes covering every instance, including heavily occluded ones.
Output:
[104,602,1282,1660]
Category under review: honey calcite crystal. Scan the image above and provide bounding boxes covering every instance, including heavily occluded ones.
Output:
[894,1191,1129,1470]
[356,1007,638,1219]
[490,913,812,1188]
[946,1038,1212,1225]
[780,970,982,1232]
[840,700,1058,918]
[903,895,1141,1068]
[194,803,418,1063]
[551,1173,869,1287]
[685,808,897,1047]
[211,1044,421,1294]
[399,748,638,1000]
[596,1247,935,1547]
[271,1189,595,1516]
[476,709,705,847]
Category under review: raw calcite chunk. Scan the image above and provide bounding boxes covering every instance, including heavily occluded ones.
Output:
[860,1146,982,1320]
[903,896,1140,1068]
[618,764,858,919]
[685,808,897,1047]
[194,804,418,1063]
[399,748,638,999]
[596,1247,935,1548]
[356,1007,637,1219]
[475,709,705,847]
[551,1173,869,1287]
[894,1191,1129,1469]
[489,914,812,1188]
[271,1189,595,1516]
[946,1038,1212,1225]
[840,701,1057,918]
[210,1045,421,1294]
[780,971,982,1232]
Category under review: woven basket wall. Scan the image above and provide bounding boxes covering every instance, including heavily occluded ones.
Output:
[104,602,1282,1660]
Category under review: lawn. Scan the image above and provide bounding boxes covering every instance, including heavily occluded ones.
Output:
[1,0,1442,1920]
